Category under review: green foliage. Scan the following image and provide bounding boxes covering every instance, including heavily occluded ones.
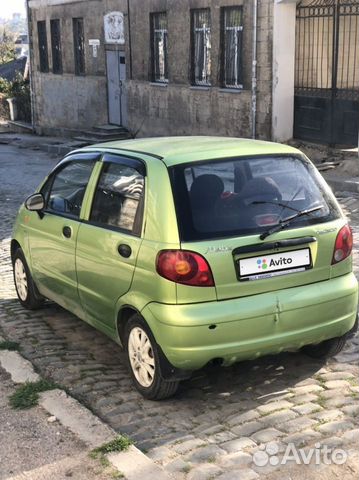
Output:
[0,72,28,97]
[0,28,16,64]
[90,435,133,459]
[9,379,58,410]
[0,77,11,96]
[0,72,31,121]
[111,472,125,479]
[10,72,28,96]
[0,340,20,351]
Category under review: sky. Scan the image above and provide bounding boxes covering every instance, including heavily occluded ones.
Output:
[0,0,26,19]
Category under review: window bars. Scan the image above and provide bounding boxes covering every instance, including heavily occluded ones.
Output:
[191,9,211,86]
[151,12,168,83]
[37,21,49,73]
[222,7,243,88]
[50,19,62,74]
[73,18,85,76]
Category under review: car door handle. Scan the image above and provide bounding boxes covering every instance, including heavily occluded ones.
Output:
[118,244,132,258]
[63,226,72,238]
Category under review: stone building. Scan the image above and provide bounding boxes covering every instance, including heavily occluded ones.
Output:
[26,0,359,146]
[27,0,128,133]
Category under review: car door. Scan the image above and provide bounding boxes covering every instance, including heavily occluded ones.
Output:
[27,155,98,317]
[76,154,145,332]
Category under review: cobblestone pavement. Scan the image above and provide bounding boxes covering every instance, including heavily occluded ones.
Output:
[0,145,358,479]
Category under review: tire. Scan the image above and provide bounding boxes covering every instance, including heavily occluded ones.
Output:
[12,248,44,310]
[124,314,179,400]
[302,335,348,359]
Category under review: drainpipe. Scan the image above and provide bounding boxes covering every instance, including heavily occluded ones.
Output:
[127,0,133,79]
[251,0,258,139]
[25,0,36,131]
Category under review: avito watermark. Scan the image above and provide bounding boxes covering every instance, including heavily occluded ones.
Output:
[253,442,347,467]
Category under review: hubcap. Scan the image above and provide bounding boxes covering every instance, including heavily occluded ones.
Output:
[14,258,28,301]
[128,327,155,388]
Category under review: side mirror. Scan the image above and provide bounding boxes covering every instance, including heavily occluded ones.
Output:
[25,193,45,212]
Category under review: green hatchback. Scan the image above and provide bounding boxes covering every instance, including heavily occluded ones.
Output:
[12,137,358,399]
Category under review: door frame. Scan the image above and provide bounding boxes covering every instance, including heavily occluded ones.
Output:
[105,47,127,126]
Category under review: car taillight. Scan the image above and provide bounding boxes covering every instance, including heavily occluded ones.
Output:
[156,250,214,287]
[332,224,353,264]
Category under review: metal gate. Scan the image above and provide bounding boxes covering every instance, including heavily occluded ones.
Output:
[294,0,359,146]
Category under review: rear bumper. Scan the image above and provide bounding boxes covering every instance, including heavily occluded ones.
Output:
[142,273,358,370]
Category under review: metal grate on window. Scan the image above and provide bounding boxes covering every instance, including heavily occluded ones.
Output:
[37,21,49,73]
[73,18,85,75]
[151,12,168,82]
[50,19,62,74]
[191,9,211,86]
[222,7,243,89]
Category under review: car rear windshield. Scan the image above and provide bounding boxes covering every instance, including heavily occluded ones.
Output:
[170,155,341,241]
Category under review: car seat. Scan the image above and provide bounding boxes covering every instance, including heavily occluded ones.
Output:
[189,174,224,231]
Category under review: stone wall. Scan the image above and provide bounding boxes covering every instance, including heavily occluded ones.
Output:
[29,0,128,131]
[127,0,274,139]
[28,0,274,139]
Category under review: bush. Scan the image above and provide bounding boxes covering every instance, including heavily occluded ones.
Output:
[0,72,31,122]
[11,72,31,122]
[0,76,11,96]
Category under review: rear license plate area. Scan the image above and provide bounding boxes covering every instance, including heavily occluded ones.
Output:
[238,248,312,282]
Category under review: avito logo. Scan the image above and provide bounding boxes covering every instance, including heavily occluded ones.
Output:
[257,259,268,270]
[269,257,293,267]
[257,256,293,270]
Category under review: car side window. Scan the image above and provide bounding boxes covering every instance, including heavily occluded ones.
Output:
[46,161,95,218]
[90,162,145,234]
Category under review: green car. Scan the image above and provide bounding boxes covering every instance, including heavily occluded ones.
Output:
[12,137,358,399]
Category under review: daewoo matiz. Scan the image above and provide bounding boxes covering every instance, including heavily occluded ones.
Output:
[12,137,358,399]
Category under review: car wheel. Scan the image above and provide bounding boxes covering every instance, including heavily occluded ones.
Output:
[124,314,179,400]
[13,248,44,310]
[302,335,348,359]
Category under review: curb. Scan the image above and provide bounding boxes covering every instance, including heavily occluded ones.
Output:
[323,174,359,195]
[0,133,84,156]
[0,350,40,383]
[37,143,84,156]
[0,348,171,480]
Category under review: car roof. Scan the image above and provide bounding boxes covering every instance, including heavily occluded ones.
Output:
[80,136,302,167]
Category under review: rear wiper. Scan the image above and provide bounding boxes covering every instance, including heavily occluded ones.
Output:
[251,200,300,213]
[259,205,324,241]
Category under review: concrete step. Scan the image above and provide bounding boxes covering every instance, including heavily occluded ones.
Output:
[72,134,131,145]
[7,120,34,134]
[93,124,129,133]
[78,129,130,140]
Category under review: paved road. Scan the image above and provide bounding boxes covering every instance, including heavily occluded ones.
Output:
[0,143,358,480]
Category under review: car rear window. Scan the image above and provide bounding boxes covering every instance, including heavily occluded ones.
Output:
[170,155,341,241]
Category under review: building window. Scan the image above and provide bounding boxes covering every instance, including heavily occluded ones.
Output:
[37,21,49,73]
[191,9,211,86]
[73,18,85,75]
[50,19,62,74]
[221,7,243,89]
[150,12,168,83]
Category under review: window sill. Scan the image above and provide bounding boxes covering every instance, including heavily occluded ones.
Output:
[149,82,168,87]
[190,85,211,91]
[218,87,244,94]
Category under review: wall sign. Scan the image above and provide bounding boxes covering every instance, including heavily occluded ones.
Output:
[104,12,125,44]
[89,39,100,57]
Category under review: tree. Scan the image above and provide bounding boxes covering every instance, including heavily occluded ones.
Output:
[0,28,16,64]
